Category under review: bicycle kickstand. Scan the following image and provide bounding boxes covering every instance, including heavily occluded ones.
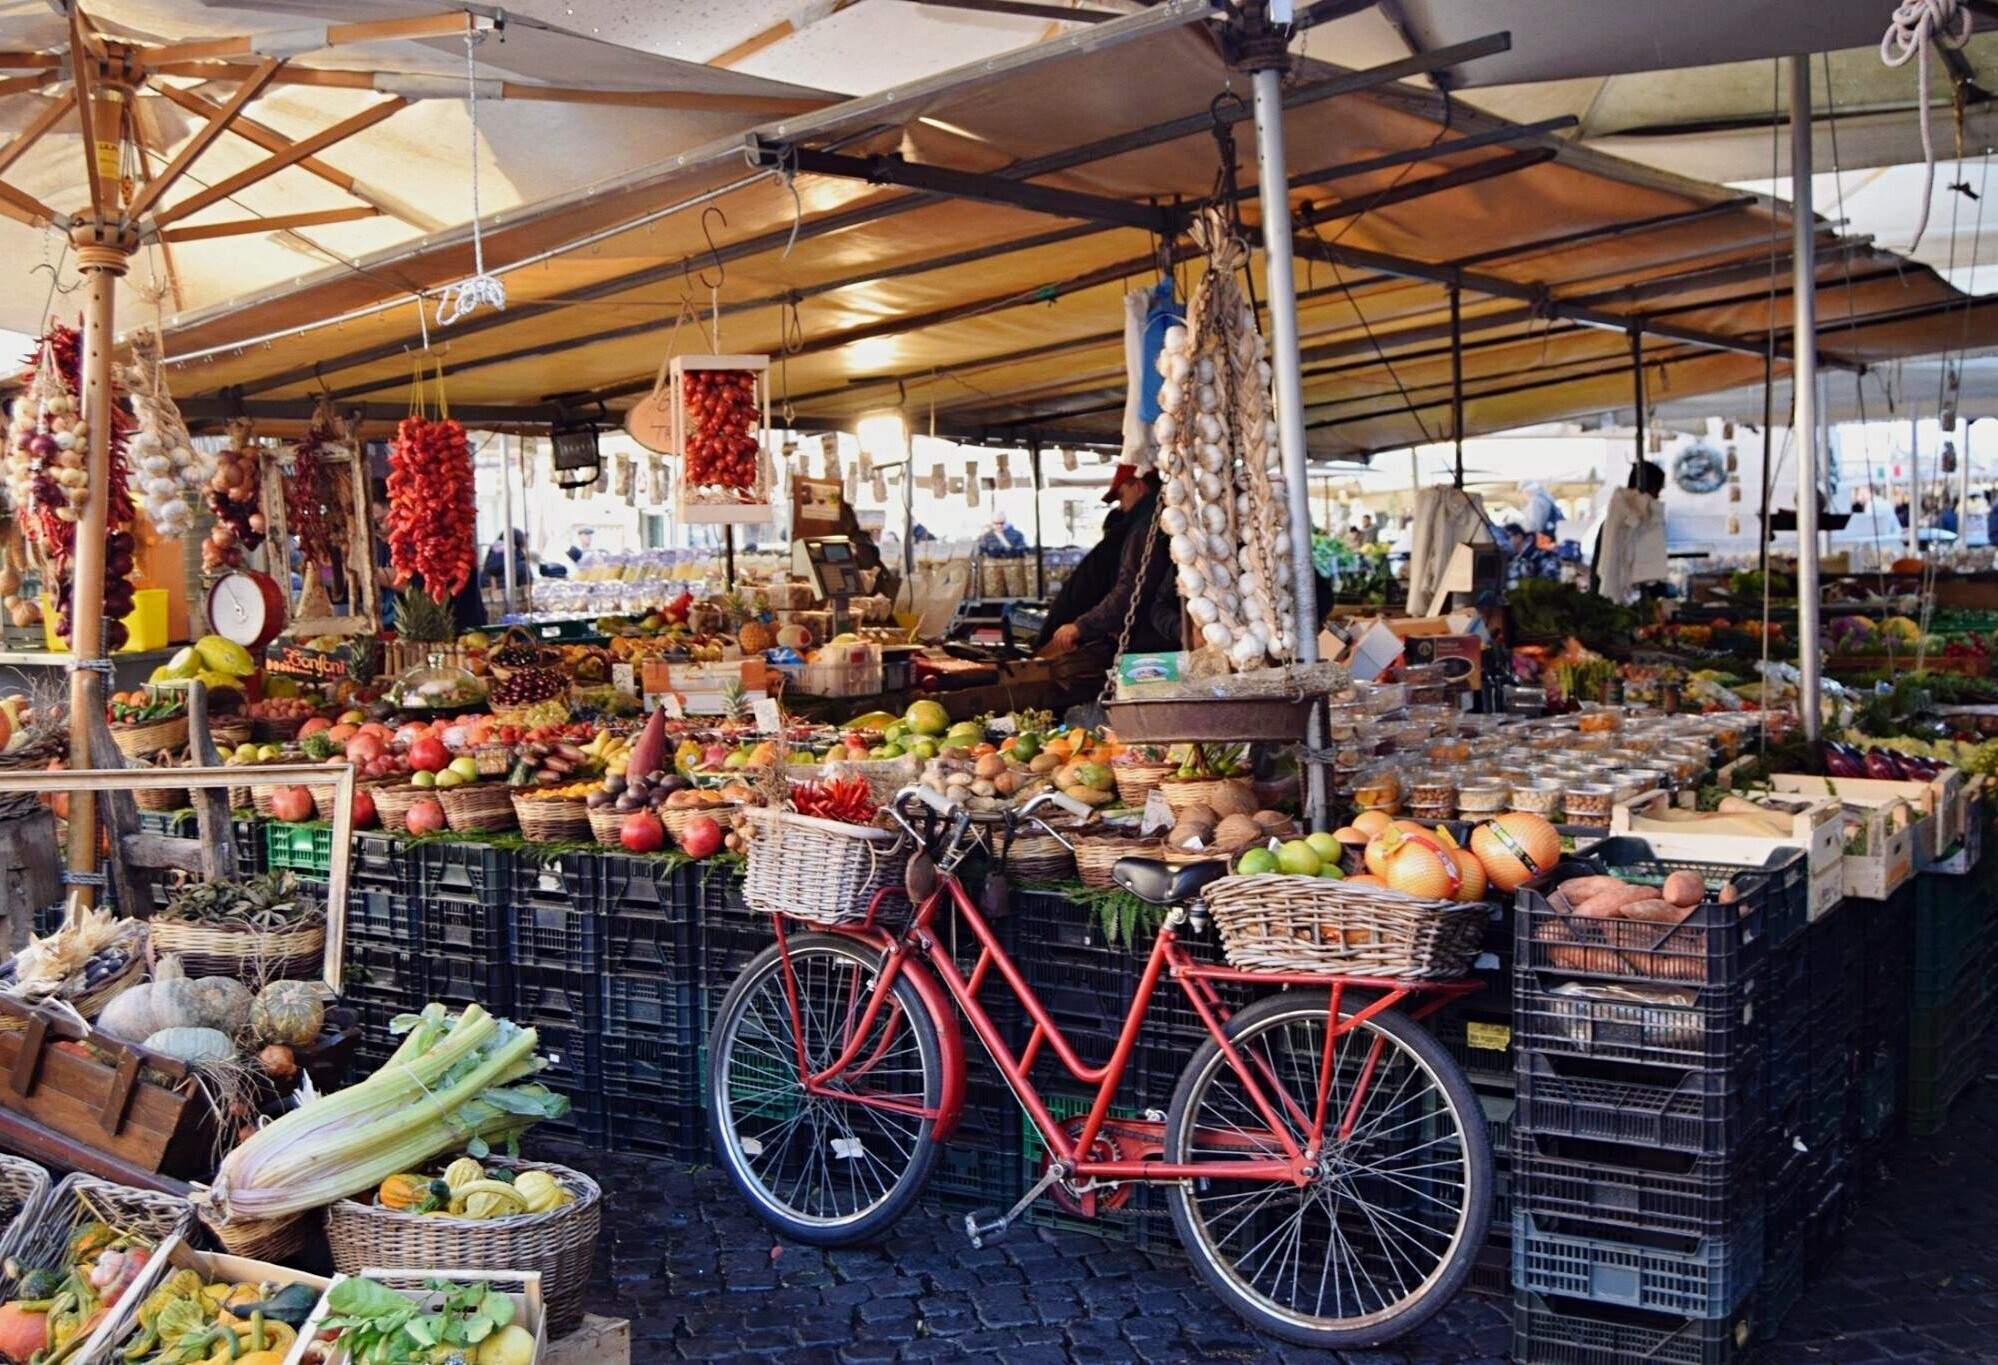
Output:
[964,1161,1065,1249]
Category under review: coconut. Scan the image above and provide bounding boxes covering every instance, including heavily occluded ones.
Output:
[1212,813,1262,849]
[1174,803,1217,829]
[1251,809,1290,831]
[1167,821,1211,850]
[1208,781,1256,817]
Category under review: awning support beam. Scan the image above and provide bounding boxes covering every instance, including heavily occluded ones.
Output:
[1792,54,1822,741]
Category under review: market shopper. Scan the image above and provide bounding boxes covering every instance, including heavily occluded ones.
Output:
[1034,463,1141,649]
[565,526,594,564]
[978,513,1027,556]
[1041,469,1175,658]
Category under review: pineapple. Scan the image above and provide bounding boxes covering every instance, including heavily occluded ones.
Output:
[721,679,749,724]
[397,587,452,643]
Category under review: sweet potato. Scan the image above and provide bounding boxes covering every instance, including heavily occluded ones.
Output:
[1551,875,1634,905]
[1718,880,1741,904]
[1662,871,1706,908]
[1575,884,1663,919]
[1617,897,1696,925]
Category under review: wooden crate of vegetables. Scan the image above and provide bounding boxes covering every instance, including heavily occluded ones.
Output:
[87,1242,327,1365]
[287,1269,544,1365]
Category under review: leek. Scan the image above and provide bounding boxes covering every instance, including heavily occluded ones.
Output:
[205,1003,570,1222]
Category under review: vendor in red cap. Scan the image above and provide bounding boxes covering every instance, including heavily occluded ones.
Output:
[1038,462,1165,656]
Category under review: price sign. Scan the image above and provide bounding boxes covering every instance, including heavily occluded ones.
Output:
[611,663,637,696]
[751,696,784,733]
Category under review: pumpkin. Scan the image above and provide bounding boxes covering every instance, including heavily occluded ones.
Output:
[93,955,202,1040]
[249,980,324,1047]
[142,1026,234,1062]
[0,1301,46,1364]
[377,1173,432,1211]
[191,977,253,1034]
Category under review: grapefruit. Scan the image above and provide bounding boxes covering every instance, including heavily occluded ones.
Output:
[1275,840,1322,876]
[904,699,951,736]
[1470,813,1561,892]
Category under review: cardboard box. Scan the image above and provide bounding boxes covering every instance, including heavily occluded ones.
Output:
[1402,633,1483,689]
[1611,790,1844,875]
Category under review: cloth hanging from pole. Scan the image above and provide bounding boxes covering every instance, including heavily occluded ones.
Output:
[1594,487,1669,602]
[1406,484,1495,608]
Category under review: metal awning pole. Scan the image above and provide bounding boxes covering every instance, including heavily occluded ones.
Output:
[499,433,517,615]
[1250,58,1326,831]
[1449,285,1465,487]
[1029,440,1046,597]
[1791,55,1822,742]
[1908,406,1921,561]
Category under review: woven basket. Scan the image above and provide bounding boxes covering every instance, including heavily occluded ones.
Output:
[0,949,148,1031]
[744,806,907,926]
[111,714,188,757]
[312,773,400,823]
[0,1154,49,1261]
[209,718,252,749]
[202,1211,312,1262]
[134,771,188,812]
[513,793,593,844]
[251,713,307,743]
[1203,874,1487,979]
[324,1158,601,1337]
[0,1172,191,1315]
[1004,832,1075,881]
[1072,832,1162,888]
[1113,761,1176,809]
[372,783,433,834]
[149,917,327,982]
[0,733,64,822]
[663,802,738,847]
[1159,777,1253,817]
[439,781,516,833]
[486,627,557,680]
[824,755,921,806]
[587,804,627,847]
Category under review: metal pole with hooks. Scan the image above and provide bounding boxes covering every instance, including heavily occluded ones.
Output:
[1792,55,1823,741]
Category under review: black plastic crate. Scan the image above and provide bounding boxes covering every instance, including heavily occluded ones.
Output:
[599,858,698,979]
[510,899,604,973]
[1514,971,1761,1072]
[350,831,409,893]
[232,816,266,878]
[1755,1235,1804,1342]
[137,808,194,838]
[1432,989,1517,1087]
[414,840,512,904]
[932,1075,1026,1213]
[1517,843,1790,991]
[1516,1051,1765,1158]
[1021,1086,1167,1248]
[421,895,508,960]
[345,888,415,947]
[697,874,773,1026]
[1801,1180,1849,1281]
[539,1086,607,1147]
[1512,1203,1763,1318]
[604,1098,702,1161]
[1513,1134,1756,1244]
[513,963,603,1032]
[343,940,426,1008]
[424,954,508,1012]
[604,971,700,1047]
[513,851,598,908]
[1513,1292,1757,1365]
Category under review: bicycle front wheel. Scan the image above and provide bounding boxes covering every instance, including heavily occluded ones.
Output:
[708,931,944,1246]
[1163,991,1491,1349]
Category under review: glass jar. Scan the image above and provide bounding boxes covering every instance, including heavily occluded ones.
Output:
[1351,767,1403,811]
[1408,771,1456,809]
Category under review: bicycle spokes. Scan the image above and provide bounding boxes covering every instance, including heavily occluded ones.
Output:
[1177,1008,1474,1331]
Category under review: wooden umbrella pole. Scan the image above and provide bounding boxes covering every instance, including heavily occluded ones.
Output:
[64,228,134,902]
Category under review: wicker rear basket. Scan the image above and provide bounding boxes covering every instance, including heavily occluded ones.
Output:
[111,714,188,757]
[439,781,516,833]
[1203,874,1487,979]
[149,917,327,983]
[513,793,593,844]
[0,1154,48,1262]
[323,1159,602,1337]
[744,807,907,925]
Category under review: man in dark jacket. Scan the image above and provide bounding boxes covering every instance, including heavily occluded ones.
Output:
[1043,470,1177,658]
[1035,464,1143,649]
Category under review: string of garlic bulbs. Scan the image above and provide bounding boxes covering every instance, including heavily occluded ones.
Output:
[1150,213,1297,671]
[119,330,214,539]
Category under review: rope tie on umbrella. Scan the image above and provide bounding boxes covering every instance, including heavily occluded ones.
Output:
[1880,0,1974,253]
[437,22,507,327]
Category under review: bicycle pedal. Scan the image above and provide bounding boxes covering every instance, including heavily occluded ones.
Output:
[963,1210,1011,1249]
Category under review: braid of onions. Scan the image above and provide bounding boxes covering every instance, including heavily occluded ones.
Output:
[205,1003,570,1223]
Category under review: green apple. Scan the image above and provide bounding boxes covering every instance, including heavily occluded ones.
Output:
[1304,832,1343,863]
[1235,847,1278,876]
[434,769,464,789]
[410,770,436,789]
[447,755,480,782]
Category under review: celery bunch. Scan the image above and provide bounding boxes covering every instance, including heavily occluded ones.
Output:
[207,1004,569,1222]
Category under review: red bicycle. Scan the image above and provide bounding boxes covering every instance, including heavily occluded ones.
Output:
[708,787,1493,1348]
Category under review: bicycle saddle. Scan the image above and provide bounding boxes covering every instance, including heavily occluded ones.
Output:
[1112,856,1230,907]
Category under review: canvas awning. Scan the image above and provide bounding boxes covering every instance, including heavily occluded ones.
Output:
[70,2,1998,457]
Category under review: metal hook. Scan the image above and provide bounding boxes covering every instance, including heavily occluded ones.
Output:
[697,206,728,291]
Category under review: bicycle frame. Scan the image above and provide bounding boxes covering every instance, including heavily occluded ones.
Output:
[768,865,1480,1194]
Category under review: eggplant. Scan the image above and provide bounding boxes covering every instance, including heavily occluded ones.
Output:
[1862,749,1903,781]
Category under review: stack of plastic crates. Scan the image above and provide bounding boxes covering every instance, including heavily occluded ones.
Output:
[506,851,606,1146]
[1429,926,1516,1297]
[1511,838,1798,1364]
[593,857,702,1160]
[1905,868,1996,1136]
[1849,886,1913,1167]
[1760,898,1828,1342]
[339,831,421,1074]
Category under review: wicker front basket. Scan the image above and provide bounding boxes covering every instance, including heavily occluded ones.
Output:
[1004,832,1076,881]
[111,714,188,758]
[587,804,627,847]
[0,1154,49,1262]
[1112,761,1175,809]
[824,755,921,806]
[149,917,327,982]
[1203,874,1487,979]
[513,793,593,844]
[372,783,431,834]
[439,781,516,833]
[324,1159,602,1337]
[744,807,907,926]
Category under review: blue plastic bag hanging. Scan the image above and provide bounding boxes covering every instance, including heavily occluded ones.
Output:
[1139,278,1183,424]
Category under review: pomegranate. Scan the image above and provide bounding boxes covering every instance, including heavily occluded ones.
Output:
[621,811,666,854]
[407,736,449,773]
[404,796,446,835]
[345,732,385,764]
[678,813,724,859]
[269,785,315,823]
[350,789,377,828]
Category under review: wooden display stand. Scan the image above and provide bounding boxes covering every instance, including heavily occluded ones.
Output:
[258,408,380,642]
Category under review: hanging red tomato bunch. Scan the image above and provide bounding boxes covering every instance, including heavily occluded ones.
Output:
[387,415,475,599]
[681,369,761,490]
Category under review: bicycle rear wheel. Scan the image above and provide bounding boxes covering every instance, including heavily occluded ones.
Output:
[708,931,944,1246]
[1163,991,1490,1349]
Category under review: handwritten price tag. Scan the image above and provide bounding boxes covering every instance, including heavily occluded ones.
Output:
[752,696,784,733]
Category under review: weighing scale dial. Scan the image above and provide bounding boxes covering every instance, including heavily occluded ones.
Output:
[205,569,287,650]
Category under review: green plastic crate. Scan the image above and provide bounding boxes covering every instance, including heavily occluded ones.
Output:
[1021,1089,1165,1247]
[264,821,333,877]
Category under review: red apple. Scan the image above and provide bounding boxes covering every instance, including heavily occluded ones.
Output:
[620,811,666,854]
[298,717,332,737]
[408,736,449,773]
[404,797,446,835]
[678,813,723,859]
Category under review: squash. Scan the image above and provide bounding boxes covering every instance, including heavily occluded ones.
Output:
[441,1157,484,1193]
[249,981,324,1047]
[475,1324,536,1365]
[377,1173,434,1212]
[94,955,204,1040]
[94,983,159,1043]
[191,977,253,1034]
[142,1026,233,1062]
[0,1301,46,1365]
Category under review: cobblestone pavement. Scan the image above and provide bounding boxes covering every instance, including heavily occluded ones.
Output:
[561,1049,1998,1364]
